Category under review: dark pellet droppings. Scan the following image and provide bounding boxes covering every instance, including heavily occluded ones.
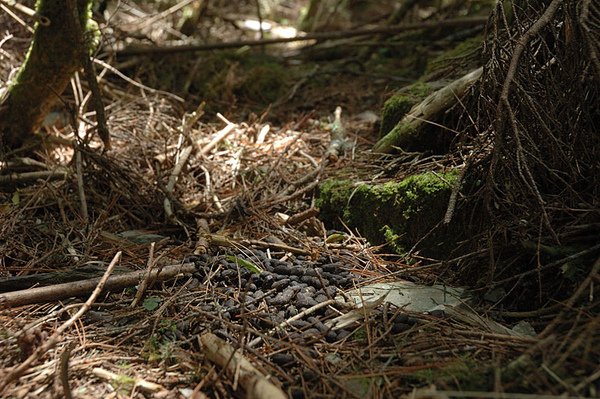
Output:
[300,276,321,287]
[314,294,328,303]
[271,353,296,366]
[291,388,305,399]
[321,263,342,273]
[289,319,310,329]
[336,329,352,340]
[325,331,338,342]
[303,328,320,337]
[274,264,292,275]
[272,278,291,289]
[391,322,412,334]
[287,305,298,317]
[296,293,318,308]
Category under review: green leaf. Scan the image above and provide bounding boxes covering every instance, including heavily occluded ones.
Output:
[226,255,263,274]
[325,233,346,243]
[11,191,20,205]
[143,297,161,311]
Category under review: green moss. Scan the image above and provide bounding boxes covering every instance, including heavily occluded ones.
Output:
[171,52,292,109]
[317,171,459,255]
[113,374,136,390]
[234,63,288,104]
[339,376,383,398]
[424,35,483,80]
[379,82,434,138]
[409,358,492,390]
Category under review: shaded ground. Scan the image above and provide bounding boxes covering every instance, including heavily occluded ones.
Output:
[1,1,598,398]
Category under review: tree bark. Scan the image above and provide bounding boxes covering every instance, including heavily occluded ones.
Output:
[0,0,94,150]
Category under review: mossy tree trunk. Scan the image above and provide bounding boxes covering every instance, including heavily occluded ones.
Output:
[0,0,94,150]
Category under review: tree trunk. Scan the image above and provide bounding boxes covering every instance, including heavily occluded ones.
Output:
[0,0,94,150]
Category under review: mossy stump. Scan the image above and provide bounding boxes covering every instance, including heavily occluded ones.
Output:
[317,171,459,255]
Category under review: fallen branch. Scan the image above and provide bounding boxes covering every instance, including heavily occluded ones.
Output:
[0,169,68,184]
[118,17,488,56]
[0,262,196,308]
[0,252,121,393]
[164,108,235,220]
[248,299,338,348]
[373,67,483,153]
[206,233,311,255]
[92,367,165,394]
[199,333,287,399]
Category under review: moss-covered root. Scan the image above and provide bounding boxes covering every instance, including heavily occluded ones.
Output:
[379,82,434,139]
[317,171,459,255]
[0,0,94,150]
[374,67,483,154]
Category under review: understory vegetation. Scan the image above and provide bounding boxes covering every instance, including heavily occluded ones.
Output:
[0,0,598,398]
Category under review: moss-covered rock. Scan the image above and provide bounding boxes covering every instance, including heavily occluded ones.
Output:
[379,82,434,138]
[317,171,459,255]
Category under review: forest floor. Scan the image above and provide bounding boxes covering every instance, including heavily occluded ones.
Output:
[1,2,598,399]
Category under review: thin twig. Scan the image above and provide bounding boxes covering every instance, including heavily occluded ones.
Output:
[75,148,89,223]
[118,17,488,56]
[247,299,338,348]
[0,252,122,393]
[130,242,156,308]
